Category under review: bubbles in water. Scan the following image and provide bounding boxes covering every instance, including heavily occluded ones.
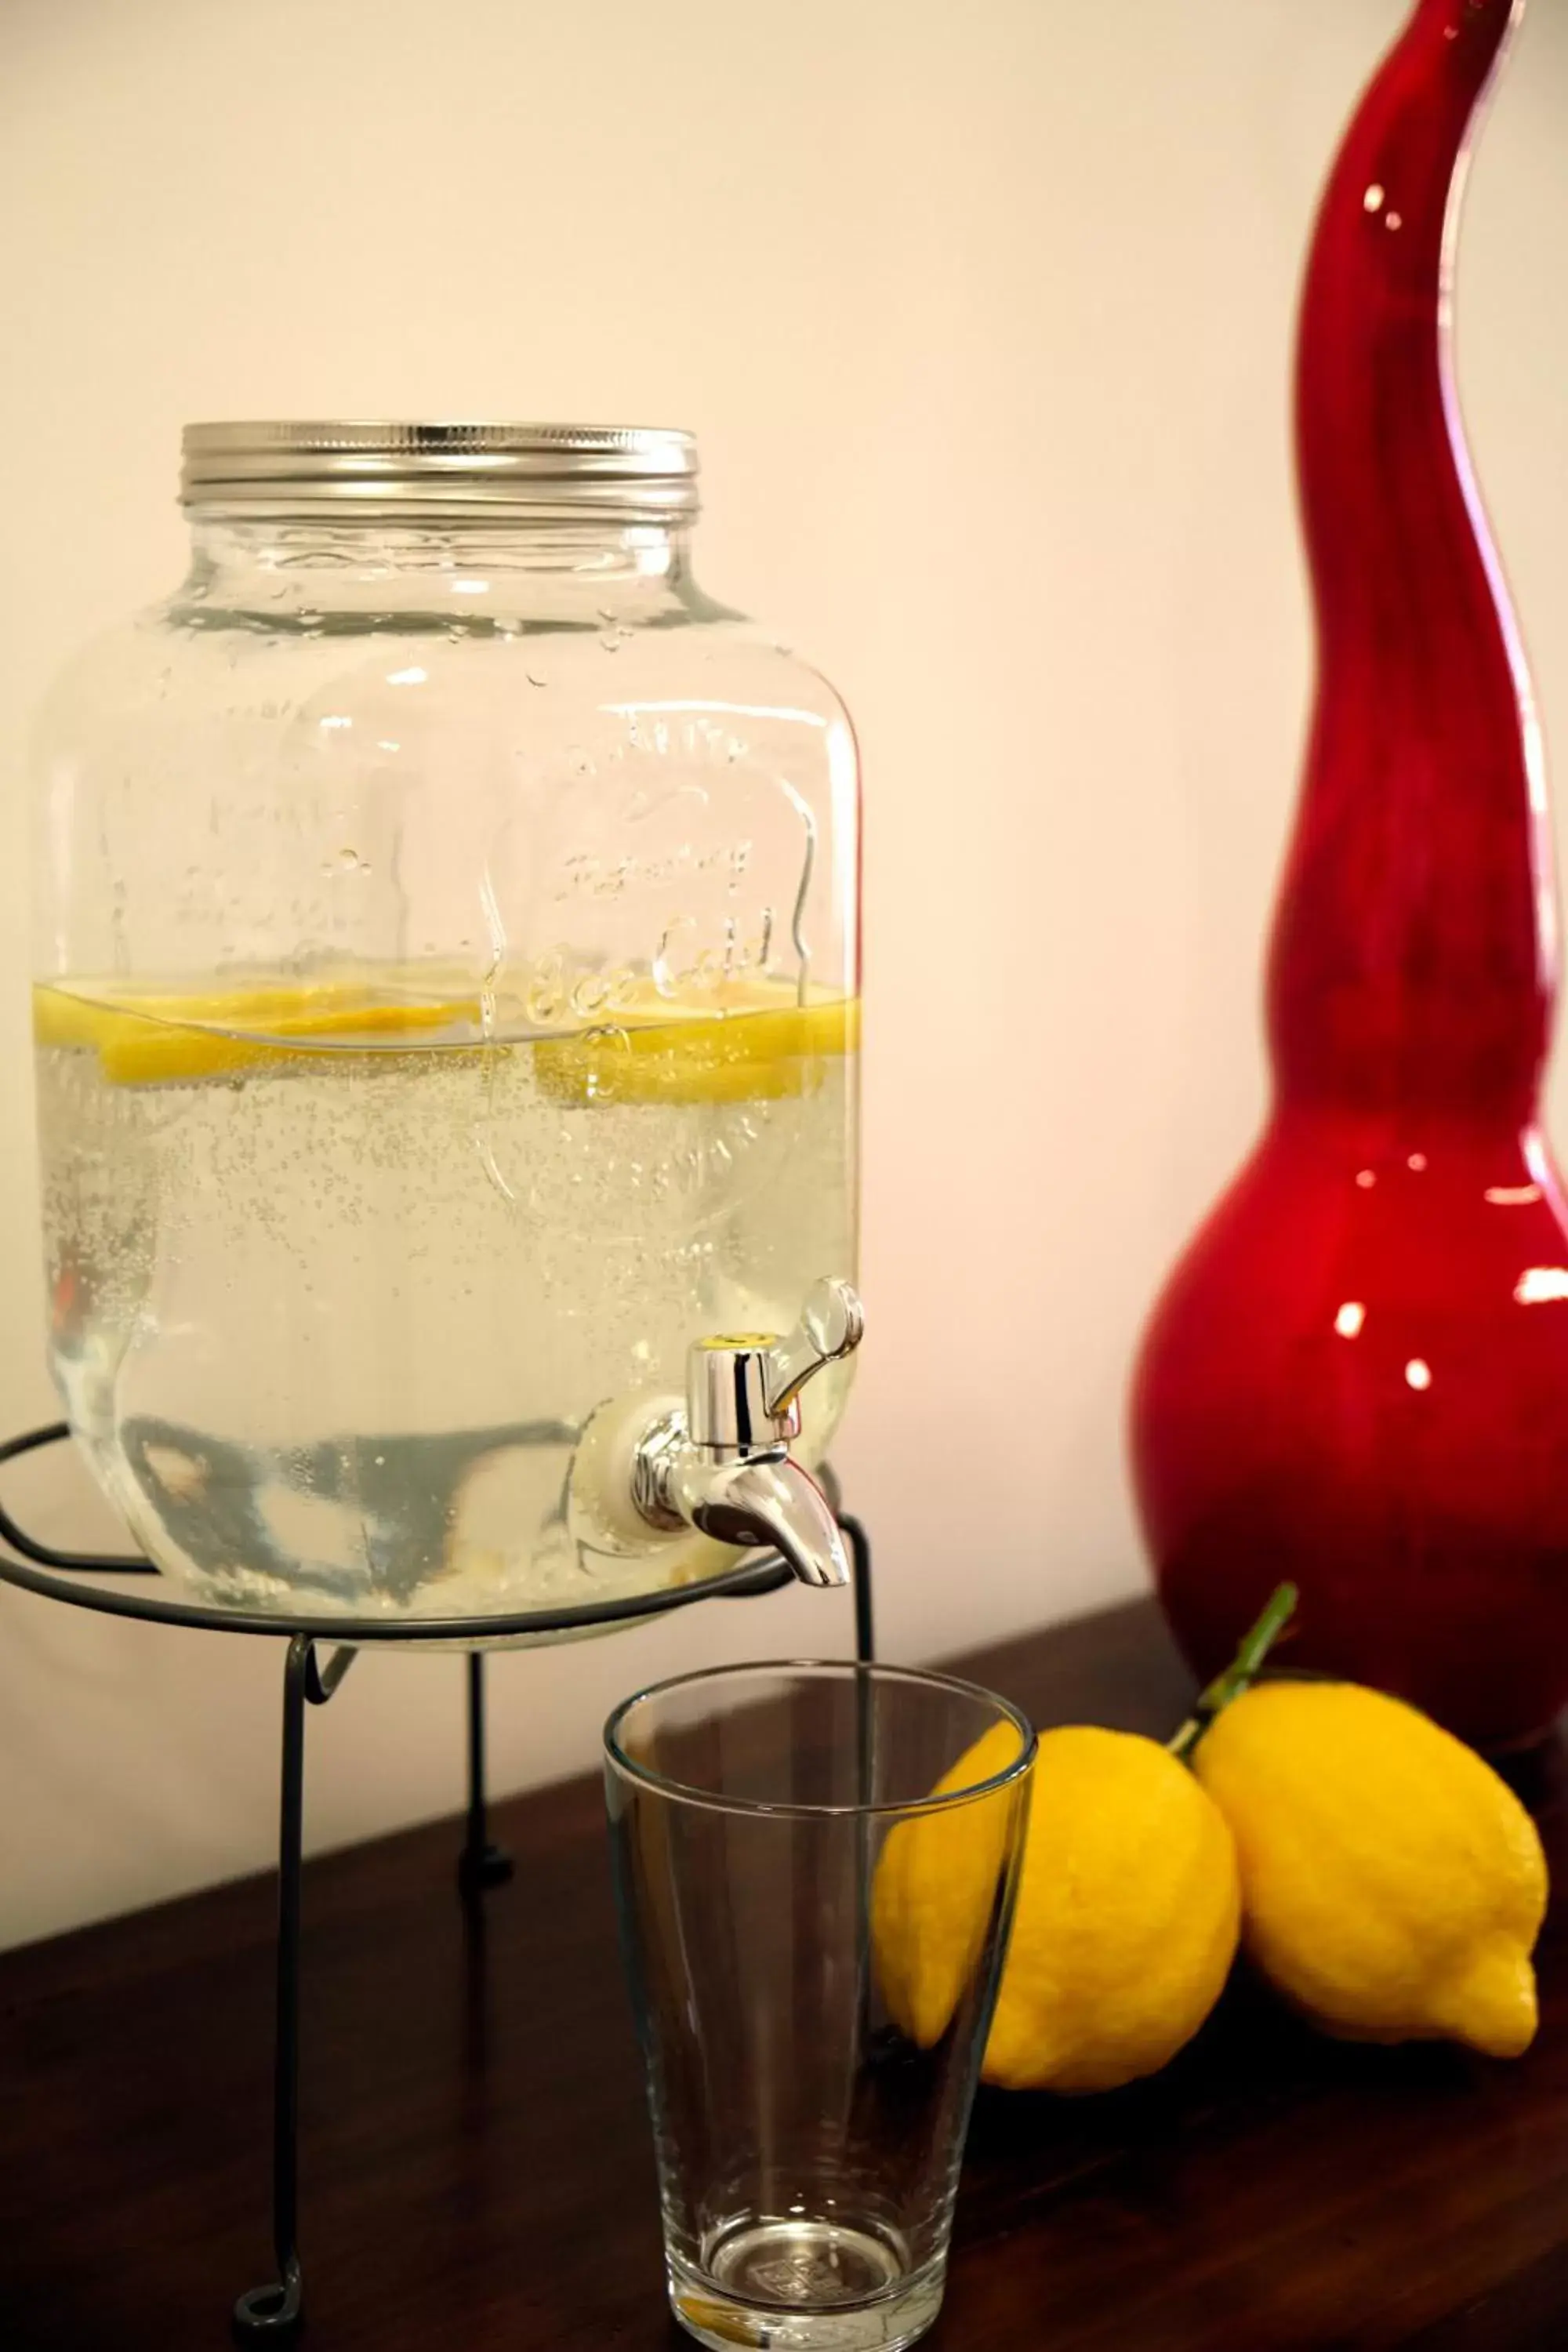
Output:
[36,980,854,1616]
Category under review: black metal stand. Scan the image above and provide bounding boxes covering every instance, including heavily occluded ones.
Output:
[459,1649,516,1899]
[0,1423,874,2346]
[231,1636,357,2342]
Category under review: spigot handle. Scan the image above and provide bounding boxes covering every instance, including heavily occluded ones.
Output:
[761,1279,866,1421]
[683,1277,864,1450]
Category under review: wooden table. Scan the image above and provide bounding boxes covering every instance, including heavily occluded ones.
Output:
[3,1597,1567,2351]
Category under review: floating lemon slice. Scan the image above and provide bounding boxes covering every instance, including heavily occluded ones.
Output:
[532,989,858,1107]
[34,974,858,1104]
[32,979,478,1086]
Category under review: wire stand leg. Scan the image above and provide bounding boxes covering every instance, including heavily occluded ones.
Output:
[844,1513,874,1664]
[458,1650,514,1899]
[234,1637,356,2345]
[844,1513,879,2034]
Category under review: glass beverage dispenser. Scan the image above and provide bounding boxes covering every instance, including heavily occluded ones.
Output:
[31,423,862,1627]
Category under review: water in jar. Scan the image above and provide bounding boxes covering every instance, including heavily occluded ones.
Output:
[34,967,858,1617]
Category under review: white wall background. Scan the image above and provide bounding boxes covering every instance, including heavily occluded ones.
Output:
[2,0,1565,1949]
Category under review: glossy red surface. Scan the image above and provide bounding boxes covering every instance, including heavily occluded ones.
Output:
[1130,0,1568,1747]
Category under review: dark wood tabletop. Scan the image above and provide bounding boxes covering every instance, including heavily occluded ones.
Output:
[3,1595,1567,2352]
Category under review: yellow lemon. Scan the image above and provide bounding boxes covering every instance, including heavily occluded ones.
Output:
[1193,1680,1547,2058]
[872,1720,1028,2050]
[873,1722,1240,2095]
[982,1727,1240,2092]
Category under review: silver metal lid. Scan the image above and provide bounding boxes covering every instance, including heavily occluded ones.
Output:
[180,420,699,519]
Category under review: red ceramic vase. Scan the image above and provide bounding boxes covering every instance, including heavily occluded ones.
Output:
[1129,0,1568,1748]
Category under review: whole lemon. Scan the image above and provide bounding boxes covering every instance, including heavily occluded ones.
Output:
[873,1723,1240,2094]
[1193,1680,1548,2057]
[872,1719,1029,2052]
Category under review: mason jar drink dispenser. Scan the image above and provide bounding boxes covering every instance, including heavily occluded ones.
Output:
[31,423,862,1626]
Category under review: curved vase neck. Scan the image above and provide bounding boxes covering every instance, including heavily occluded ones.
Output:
[1269,0,1552,1121]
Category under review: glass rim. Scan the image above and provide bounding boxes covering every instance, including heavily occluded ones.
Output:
[602,1656,1037,1822]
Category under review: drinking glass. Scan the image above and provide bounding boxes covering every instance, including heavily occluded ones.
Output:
[605,1661,1035,2351]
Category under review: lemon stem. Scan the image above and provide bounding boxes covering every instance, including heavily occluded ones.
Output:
[1167,1581,1298,1762]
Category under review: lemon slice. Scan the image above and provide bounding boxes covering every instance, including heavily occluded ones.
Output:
[34,972,858,1103]
[34,979,479,1086]
[532,989,858,1107]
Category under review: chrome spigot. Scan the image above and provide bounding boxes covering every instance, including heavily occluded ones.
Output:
[631,1279,864,1588]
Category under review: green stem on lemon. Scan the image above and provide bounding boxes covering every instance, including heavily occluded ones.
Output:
[1167,1581,1299,1763]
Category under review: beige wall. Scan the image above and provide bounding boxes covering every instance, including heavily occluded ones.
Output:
[2,0,1566,1947]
